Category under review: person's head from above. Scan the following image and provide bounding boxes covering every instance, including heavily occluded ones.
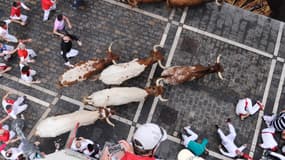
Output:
[57,14,63,21]
[17,154,26,160]
[5,104,12,112]
[12,1,20,8]
[18,43,26,50]
[132,123,167,156]
[5,150,12,157]
[63,35,71,42]
[21,65,30,73]
[177,149,204,160]
[0,21,7,28]
[87,144,94,152]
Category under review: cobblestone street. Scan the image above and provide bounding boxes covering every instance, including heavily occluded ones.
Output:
[0,0,285,159]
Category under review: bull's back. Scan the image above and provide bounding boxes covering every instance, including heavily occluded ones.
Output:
[99,60,146,85]
[88,87,147,106]
[168,0,207,6]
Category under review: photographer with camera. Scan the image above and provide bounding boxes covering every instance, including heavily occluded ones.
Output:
[100,123,167,160]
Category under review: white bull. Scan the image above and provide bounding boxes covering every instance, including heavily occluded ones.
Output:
[83,86,167,107]
[99,45,165,85]
[35,108,114,138]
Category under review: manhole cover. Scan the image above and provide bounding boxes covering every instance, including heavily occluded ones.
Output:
[180,37,200,54]
[158,105,178,125]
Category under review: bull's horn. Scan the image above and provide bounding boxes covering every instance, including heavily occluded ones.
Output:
[218,72,224,80]
[216,54,221,63]
[158,95,168,102]
[112,60,117,64]
[153,44,161,52]
[108,42,113,53]
[215,0,222,6]
[158,60,166,69]
[106,118,115,127]
[156,78,164,86]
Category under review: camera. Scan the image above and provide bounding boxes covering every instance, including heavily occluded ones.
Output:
[103,142,124,155]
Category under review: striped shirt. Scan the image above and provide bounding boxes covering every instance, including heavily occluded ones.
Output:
[271,112,285,131]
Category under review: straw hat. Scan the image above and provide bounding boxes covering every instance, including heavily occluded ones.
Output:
[177,149,205,160]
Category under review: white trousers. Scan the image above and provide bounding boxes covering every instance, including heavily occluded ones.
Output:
[66,49,79,58]
[236,98,260,116]
[10,14,28,23]
[6,34,18,43]
[13,96,28,113]
[260,127,278,149]
[182,128,198,147]
[43,4,56,21]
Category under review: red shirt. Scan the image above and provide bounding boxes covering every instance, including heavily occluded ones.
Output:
[10,2,21,17]
[41,0,54,10]
[121,152,156,160]
[5,99,15,105]
[18,49,28,59]
[0,130,10,142]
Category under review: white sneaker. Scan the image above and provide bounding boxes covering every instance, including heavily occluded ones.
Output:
[64,62,74,68]
[60,51,63,55]
[183,125,191,130]
[77,40,82,46]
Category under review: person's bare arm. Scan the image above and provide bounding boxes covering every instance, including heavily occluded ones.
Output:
[53,28,64,37]
[64,16,72,29]
[0,115,10,124]
[2,92,10,100]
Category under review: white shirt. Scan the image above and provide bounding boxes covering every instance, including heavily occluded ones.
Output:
[71,138,94,153]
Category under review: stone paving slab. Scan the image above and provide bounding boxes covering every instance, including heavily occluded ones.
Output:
[0,0,285,160]
[185,3,280,54]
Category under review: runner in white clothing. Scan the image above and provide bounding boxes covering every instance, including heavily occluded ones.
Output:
[216,119,251,159]
[236,98,264,120]
[259,127,278,151]
[71,137,94,153]
[2,92,28,119]
[0,20,18,43]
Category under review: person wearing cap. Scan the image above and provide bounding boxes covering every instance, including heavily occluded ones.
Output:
[177,149,205,160]
[16,39,37,64]
[235,98,264,120]
[259,127,278,151]
[0,20,18,43]
[60,34,82,67]
[216,119,252,159]
[10,1,30,26]
[264,110,285,132]
[181,126,208,156]
[2,92,28,119]
[100,123,167,160]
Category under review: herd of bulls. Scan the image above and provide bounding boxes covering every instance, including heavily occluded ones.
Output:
[35,42,224,138]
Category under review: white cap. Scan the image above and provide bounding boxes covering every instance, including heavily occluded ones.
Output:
[177,149,205,160]
[133,123,167,150]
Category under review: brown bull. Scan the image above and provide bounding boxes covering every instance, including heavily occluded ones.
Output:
[123,0,222,7]
[58,43,119,87]
[166,0,222,7]
[125,0,165,7]
[156,55,224,85]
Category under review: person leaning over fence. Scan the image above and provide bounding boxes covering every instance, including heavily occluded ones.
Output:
[100,123,167,160]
